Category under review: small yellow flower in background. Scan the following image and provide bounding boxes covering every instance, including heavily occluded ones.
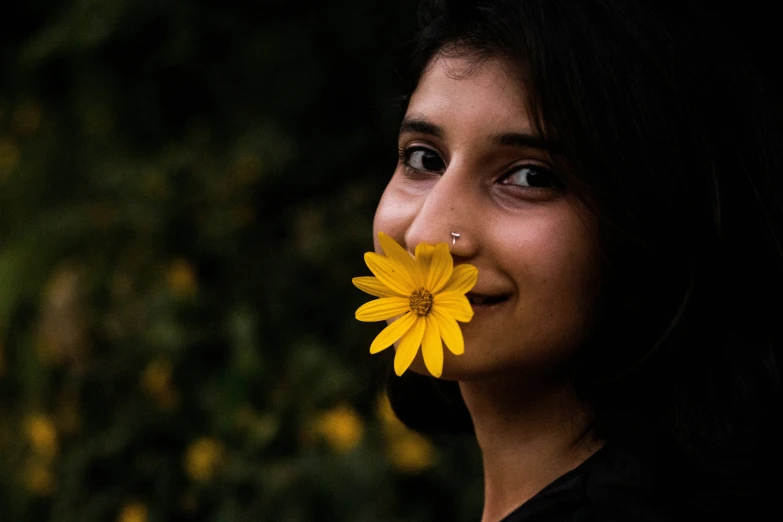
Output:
[168,259,198,298]
[23,460,56,496]
[140,358,180,410]
[388,433,436,473]
[117,502,148,522]
[353,232,478,377]
[184,437,224,482]
[36,264,90,366]
[25,414,58,459]
[141,359,171,395]
[377,394,435,473]
[313,404,364,454]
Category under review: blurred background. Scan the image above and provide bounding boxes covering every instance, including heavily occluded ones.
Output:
[0,1,483,520]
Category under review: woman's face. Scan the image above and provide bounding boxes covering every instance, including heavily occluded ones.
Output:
[373,55,601,381]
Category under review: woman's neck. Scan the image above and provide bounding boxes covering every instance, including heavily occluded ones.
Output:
[459,375,602,522]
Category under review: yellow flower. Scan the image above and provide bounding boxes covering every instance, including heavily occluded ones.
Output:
[140,359,180,411]
[353,232,477,377]
[389,433,436,473]
[117,502,148,522]
[168,259,198,298]
[376,394,436,473]
[183,438,224,482]
[23,460,56,496]
[25,414,58,459]
[313,404,364,454]
[141,359,171,395]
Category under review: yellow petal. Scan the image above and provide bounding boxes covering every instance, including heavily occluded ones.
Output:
[431,310,464,355]
[394,317,426,376]
[414,242,437,279]
[356,297,410,322]
[441,264,478,294]
[433,292,474,322]
[352,276,403,298]
[365,252,416,296]
[370,312,417,354]
[378,232,423,287]
[421,314,443,377]
[425,243,454,294]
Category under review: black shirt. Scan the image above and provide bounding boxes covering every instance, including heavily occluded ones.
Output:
[499,444,675,522]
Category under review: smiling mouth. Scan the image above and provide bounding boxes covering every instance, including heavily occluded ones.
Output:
[466,292,510,308]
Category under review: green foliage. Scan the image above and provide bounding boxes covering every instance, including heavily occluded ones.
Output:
[0,1,483,521]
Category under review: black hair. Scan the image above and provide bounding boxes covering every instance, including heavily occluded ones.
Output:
[385,0,783,512]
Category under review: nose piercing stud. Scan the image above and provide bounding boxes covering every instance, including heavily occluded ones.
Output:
[451,232,461,246]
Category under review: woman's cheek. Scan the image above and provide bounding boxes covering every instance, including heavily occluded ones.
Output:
[373,183,416,250]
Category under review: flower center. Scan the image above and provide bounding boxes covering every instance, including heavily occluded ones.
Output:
[409,288,434,315]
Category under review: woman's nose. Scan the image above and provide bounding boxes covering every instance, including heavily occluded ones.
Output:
[403,169,476,257]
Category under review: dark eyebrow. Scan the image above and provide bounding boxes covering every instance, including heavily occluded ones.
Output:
[399,118,559,154]
[491,132,559,154]
[398,118,444,139]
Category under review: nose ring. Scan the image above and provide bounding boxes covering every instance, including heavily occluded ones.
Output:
[450,232,461,246]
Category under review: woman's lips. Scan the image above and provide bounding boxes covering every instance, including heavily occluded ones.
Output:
[466,292,511,312]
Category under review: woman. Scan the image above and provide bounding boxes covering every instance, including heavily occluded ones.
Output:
[370,1,783,520]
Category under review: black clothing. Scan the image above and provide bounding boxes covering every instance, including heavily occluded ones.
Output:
[499,444,675,522]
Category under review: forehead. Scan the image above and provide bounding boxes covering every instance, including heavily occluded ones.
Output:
[406,55,534,134]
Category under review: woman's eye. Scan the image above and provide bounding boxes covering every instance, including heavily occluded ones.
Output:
[501,165,555,188]
[403,147,445,172]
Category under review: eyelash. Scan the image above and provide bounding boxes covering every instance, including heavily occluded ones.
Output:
[398,146,443,175]
[397,145,559,190]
